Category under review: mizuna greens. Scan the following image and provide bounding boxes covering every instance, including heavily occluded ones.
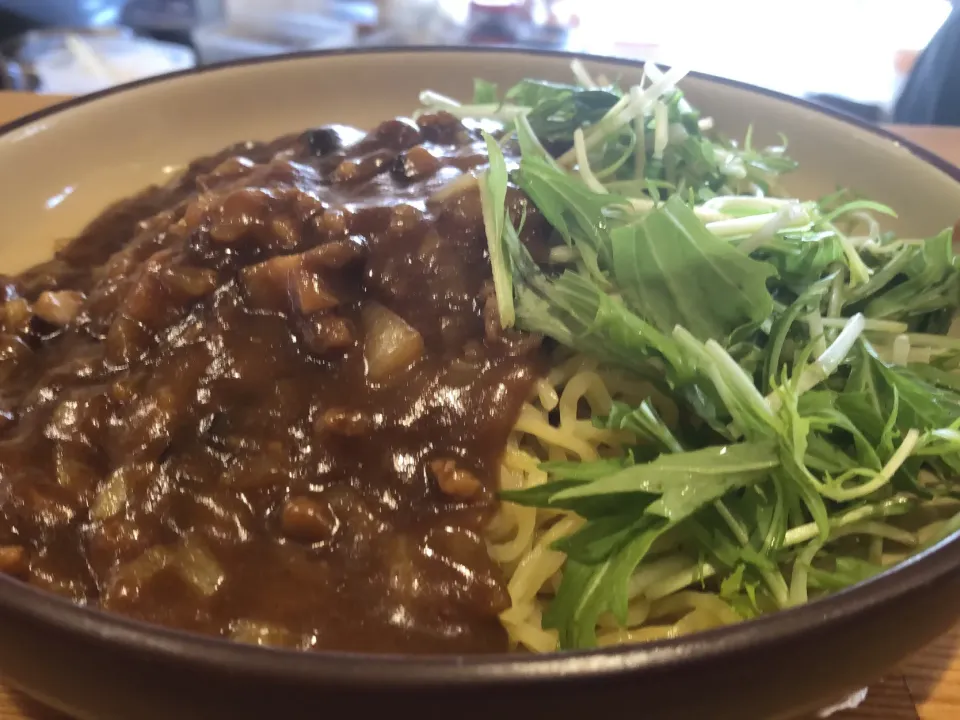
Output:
[420,61,960,651]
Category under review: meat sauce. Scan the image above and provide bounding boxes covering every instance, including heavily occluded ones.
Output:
[0,112,546,653]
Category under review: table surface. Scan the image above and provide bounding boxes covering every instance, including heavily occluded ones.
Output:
[1,91,960,720]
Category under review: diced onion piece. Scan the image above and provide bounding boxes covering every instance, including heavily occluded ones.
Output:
[302,238,365,270]
[91,468,129,520]
[418,89,461,110]
[105,546,173,600]
[293,269,339,314]
[34,290,85,326]
[243,251,346,315]
[240,254,302,312]
[428,171,479,205]
[175,535,225,597]
[230,619,302,648]
[159,266,218,299]
[362,302,424,381]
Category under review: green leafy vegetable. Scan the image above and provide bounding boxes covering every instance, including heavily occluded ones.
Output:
[419,60,960,652]
[863,230,958,323]
[610,195,776,341]
[551,442,779,513]
[473,78,499,104]
[479,132,514,328]
[544,517,670,648]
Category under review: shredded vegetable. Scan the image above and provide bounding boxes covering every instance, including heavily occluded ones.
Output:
[420,61,960,651]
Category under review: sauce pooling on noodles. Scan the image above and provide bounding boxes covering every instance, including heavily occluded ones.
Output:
[0,113,549,653]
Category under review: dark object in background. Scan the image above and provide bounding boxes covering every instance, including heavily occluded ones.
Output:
[465,0,569,48]
[894,7,960,125]
[0,0,127,27]
[122,0,223,48]
[466,1,527,44]
[1,26,195,93]
[0,7,33,37]
[0,2,207,90]
[123,0,223,29]
[0,8,34,89]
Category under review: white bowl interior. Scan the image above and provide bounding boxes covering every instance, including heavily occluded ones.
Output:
[1,50,959,275]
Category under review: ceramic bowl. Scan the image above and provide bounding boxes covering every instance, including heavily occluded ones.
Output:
[1,48,959,720]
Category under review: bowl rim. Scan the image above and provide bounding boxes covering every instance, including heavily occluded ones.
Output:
[1,44,959,687]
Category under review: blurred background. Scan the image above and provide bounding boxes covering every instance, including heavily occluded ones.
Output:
[0,0,953,123]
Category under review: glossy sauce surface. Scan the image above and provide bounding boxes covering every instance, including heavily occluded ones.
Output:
[0,113,544,653]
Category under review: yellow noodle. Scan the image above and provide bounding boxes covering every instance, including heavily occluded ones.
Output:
[535,506,571,525]
[597,599,651,629]
[546,444,569,462]
[503,611,559,653]
[488,460,542,563]
[486,506,516,541]
[504,446,545,476]
[569,421,633,446]
[558,371,614,425]
[649,591,742,625]
[515,404,598,460]
[494,356,743,654]
[499,599,537,626]
[597,625,677,646]
[488,503,538,564]
[916,520,949,547]
[535,378,560,411]
[507,515,582,607]
[672,608,727,635]
[545,354,599,388]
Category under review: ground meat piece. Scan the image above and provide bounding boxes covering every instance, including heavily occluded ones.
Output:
[302,125,365,157]
[315,408,373,437]
[363,118,422,152]
[280,496,339,544]
[298,314,353,356]
[393,146,442,183]
[429,458,483,499]
[0,545,27,577]
[332,150,397,184]
[416,111,471,145]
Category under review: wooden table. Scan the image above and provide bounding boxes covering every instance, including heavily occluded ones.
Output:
[1,90,960,720]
